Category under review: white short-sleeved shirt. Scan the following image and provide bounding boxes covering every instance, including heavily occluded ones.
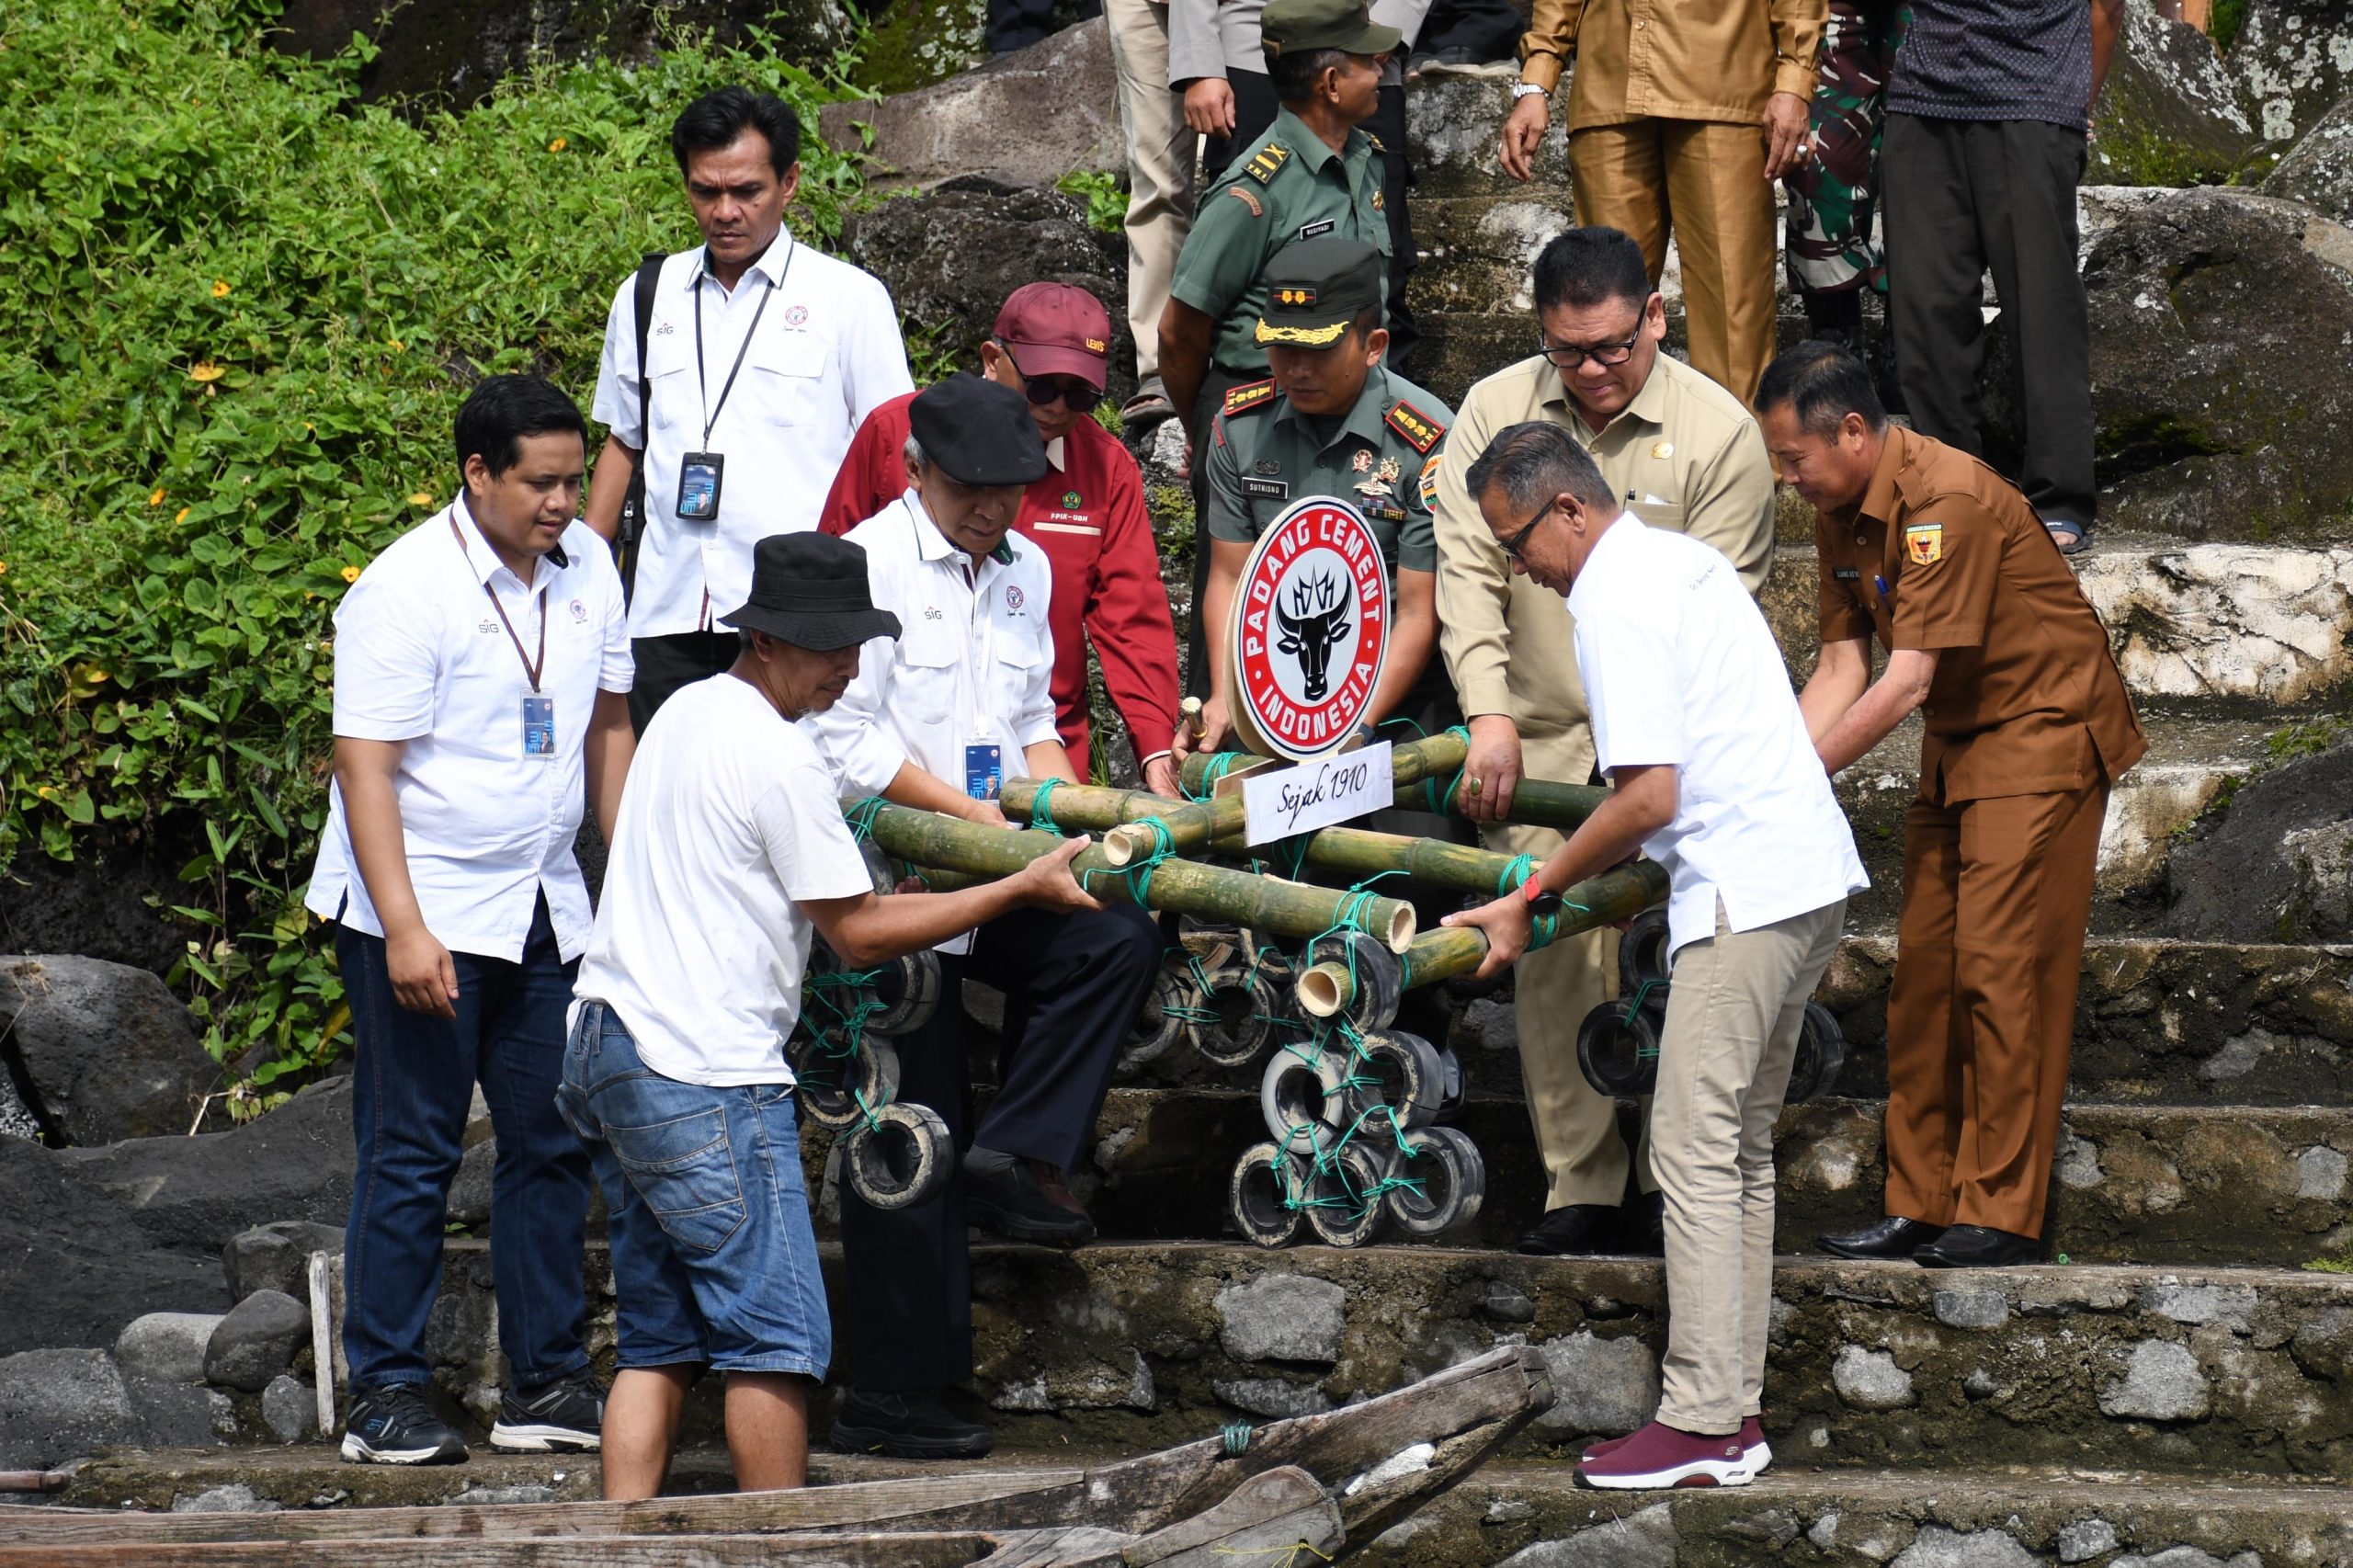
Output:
[802,493,1060,954]
[305,504,634,961]
[1566,517,1867,956]
[591,228,914,641]
[572,675,874,1086]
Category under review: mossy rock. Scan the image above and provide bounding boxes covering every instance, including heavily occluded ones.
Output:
[2089,3,2261,187]
[849,0,1101,96]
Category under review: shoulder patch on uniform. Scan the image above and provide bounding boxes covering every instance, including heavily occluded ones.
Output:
[1904,522,1944,565]
[1244,142,1291,185]
[1365,131,1386,153]
[1223,379,1278,417]
[1417,452,1441,508]
[1225,183,1265,217]
[1384,398,1445,454]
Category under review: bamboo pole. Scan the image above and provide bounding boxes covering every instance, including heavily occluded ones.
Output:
[1178,733,1469,801]
[1176,746,1607,835]
[1294,859,1669,1016]
[853,801,1416,951]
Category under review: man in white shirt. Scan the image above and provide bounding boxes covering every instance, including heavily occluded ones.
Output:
[306,376,637,1466]
[585,85,914,730]
[807,375,1162,1461]
[563,530,1106,1500]
[1449,421,1865,1491]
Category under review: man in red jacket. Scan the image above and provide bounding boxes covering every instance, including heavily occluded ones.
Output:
[820,285,1185,795]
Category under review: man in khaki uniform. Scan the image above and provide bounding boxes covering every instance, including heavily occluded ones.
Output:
[1497,0,1824,409]
[1760,341,2146,1270]
[1432,225,1776,1255]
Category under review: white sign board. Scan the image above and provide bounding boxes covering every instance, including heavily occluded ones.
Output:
[1241,741,1394,846]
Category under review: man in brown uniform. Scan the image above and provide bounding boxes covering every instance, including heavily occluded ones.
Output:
[1757,342,2144,1269]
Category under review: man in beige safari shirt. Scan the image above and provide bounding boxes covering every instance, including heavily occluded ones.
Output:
[1432,225,1776,1256]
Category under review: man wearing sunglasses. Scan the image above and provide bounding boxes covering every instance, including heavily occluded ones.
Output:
[1429,224,1777,1260]
[819,283,1184,796]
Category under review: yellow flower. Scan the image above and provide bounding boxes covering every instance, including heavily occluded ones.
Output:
[406,491,433,507]
[173,506,190,525]
[210,279,230,298]
[340,565,361,584]
[148,487,165,506]
[0,561,9,575]
[547,137,567,153]
[36,786,55,801]
[302,421,315,434]
[387,338,405,353]
[189,362,224,383]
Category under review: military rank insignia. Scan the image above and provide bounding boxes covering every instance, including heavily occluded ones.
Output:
[1223,380,1278,417]
[1904,522,1944,565]
[1383,400,1444,454]
[1274,286,1317,307]
[1245,142,1291,185]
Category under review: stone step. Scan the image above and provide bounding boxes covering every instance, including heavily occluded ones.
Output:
[49,1448,2353,1568]
[1058,1090,2353,1270]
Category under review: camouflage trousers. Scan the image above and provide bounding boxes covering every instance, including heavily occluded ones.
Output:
[1784,0,1907,296]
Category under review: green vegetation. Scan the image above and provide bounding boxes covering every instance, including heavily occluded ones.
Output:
[1056,169,1129,236]
[0,0,874,1110]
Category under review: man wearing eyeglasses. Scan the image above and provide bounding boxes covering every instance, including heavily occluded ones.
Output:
[1429,224,1777,1258]
[819,283,1184,797]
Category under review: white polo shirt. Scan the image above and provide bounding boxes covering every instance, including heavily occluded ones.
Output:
[304,503,633,962]
[573,675,874,1086]
[1567,517,1867,957]
[591,227,913,641]
[804,493,1060,953]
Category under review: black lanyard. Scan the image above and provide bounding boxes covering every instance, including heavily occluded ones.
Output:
[693,239,792,447]
[450,517,548,692]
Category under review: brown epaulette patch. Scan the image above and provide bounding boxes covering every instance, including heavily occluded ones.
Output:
[1244,142,1291,185]
[1224,379,1278,417]
[1384,398,1445,453]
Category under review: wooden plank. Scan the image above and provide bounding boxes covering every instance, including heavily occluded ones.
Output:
[973,1527,1135,1568]
[1124,1467,1339,1567]
[0,1530,1026,1567]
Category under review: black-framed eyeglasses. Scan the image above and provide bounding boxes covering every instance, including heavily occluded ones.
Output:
[1501,497,1559,564]
[1537,325,1643,370]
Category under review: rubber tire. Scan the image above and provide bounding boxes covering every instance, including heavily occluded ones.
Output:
[1576,992,1666,1098]
[865,948,941,1037]
[1119,965,1193,1077]
[1303,929,1404,1032]
[791,1035,903,1132]
[842,1100,952,1210]
[1228,1141,1308,1248]
[1785,1000,1847,1104]
[1616,906,1673,992]
[1259,1046,1347,1158]
[1188,960,1287,1070]
[1303,1141,1390,1247]
[1384,1124,1487,1237]
[1346,1029,1447,1131]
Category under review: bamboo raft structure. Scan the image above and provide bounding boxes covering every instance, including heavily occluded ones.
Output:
[0,1348,1553,1567]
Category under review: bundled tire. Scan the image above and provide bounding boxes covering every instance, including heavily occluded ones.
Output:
[789,1030,904,1131]
[1301,928,1403,1032]
[1302,1141,1390,1247]
[1259,1045,1350,1159]
[1228,1140,1309,1248]
[1344,1029,1448,1131]
[1616,906,1673,991]
[1576,990,1668,1098]
[842,1100,953,1210]
[1783,1000,1847,1104]
[1187,956,1294,1069]
[1118,963,1196,1076]
[1383,1125,1486,1237]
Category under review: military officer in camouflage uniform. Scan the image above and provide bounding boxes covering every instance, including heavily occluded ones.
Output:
[1159,0,1397,698]
[1784,0,1907,408]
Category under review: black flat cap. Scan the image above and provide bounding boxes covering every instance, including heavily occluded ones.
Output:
[720,532,903,651]
[907,371,1049,487]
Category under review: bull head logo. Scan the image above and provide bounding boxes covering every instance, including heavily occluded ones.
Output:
[1274,572,1350,701]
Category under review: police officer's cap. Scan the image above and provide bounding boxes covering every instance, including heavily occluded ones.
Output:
[1256,237,1384,347]
[908,372,1048,487]
[1261,0,1402,58]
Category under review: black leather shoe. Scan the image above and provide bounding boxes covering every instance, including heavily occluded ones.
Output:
[830,1389,994,1460]
[964,1152,1094,1247]
[1620,1190,1665,1257]
[1516,1204,1619,1256]
[1819,1217,1946,1259]
[1914,1224,2040,1268]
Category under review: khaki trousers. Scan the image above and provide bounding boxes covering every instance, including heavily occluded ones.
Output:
[1569,119,1779,409]
[1652,896,1847,1435]
[1882,783,2106,1238]
[1106,0,1193,383]
[1483,726,1648,1210]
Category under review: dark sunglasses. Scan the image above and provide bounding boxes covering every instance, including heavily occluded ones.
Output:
[1004,348,1104,411]
[1501,497,1559,564]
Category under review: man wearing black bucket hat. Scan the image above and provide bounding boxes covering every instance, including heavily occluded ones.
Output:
[809,374,1163,1460]
[565,528,1104,1498]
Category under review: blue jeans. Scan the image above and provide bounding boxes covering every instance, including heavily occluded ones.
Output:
[557,1002,831,1379]
[338,894,591,1392]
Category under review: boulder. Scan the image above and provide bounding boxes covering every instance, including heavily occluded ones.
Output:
[0,1347,138,1468]
[842,176,1133,407]
[125,1375,236,1448]
[2265,92,2353,223]
[2089,3,2260,186]
[223,1221,346,1302]
[113,1312,226,1384]
[2067,187,2353,539]
[2230,0,2353,149]
[203,1290,311,1392]
[820,18,1121,192]
[2169,735,2353,942]
[261,1374,316,1444]
[0,954,219,1144]
[0,837,193,974]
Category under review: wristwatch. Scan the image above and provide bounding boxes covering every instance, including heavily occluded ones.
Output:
[1512,81,1550,99]
[1521,877,1564,918]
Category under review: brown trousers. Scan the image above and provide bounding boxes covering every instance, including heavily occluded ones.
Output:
[1881,782,2107,1238]
[1568,119,1779,409]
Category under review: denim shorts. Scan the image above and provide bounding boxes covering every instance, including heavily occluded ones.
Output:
[557,1002,831,1378]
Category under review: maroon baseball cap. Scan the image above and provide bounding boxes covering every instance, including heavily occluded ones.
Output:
[994,282,1112,392]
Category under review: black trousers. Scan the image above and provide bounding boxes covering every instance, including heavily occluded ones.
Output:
[627,630,737,735]
[1205,76,1419,374]
[1881,112,2096,531]
[984,0,1097,54]
[838,903,1159,1393]
[1416,0,1523,62]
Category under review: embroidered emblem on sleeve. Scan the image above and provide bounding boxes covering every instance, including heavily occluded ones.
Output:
[1904,522,1944,565]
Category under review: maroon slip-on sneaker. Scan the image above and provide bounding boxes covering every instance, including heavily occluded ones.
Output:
[1575,1420,1750,1490]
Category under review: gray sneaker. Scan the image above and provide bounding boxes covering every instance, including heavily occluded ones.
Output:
[489,1369,605,1452]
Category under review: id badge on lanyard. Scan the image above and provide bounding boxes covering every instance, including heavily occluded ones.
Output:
[522,696,557,759]
[964,744,1003,801]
